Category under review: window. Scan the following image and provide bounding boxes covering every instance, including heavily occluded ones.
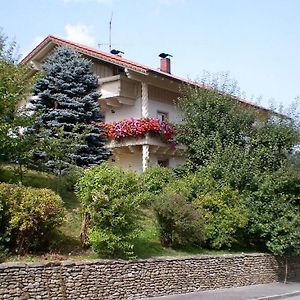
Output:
[158,159,169,168]
[157,111,169,122]
[113,66,124,76]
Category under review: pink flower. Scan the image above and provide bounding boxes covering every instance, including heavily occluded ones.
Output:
[98,118,176,146]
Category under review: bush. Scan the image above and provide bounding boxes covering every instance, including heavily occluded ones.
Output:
[0,192,10,260]
[139,166,173,204]
[0,245,7,263]
[140,166,173,195]
[163,173,201,201]
[0,183,65,254]
[61,166,84,191]
[195,179,248,249]
[76,163,141,258]
[154,191,205,247]
[163,172,249,249]
[247,167,300,256]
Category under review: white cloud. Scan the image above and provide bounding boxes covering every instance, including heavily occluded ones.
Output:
[64,24,96,47]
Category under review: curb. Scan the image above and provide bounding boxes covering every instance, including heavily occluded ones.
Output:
[249,291,300,300]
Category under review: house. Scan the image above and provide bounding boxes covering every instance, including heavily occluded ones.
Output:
[22,35,270,172]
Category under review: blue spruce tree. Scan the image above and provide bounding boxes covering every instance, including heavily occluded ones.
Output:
[32,46,110,171]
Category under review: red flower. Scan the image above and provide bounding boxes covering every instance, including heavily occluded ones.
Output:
[97,118,176,145]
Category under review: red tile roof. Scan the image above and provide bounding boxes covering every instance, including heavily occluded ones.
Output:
[21,35,269,112]
[22,35,151,73]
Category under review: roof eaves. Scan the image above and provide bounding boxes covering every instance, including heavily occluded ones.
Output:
[22,35,149,74]
[21,35,271,113]
[148,69,271,112]
[21,35,53,64]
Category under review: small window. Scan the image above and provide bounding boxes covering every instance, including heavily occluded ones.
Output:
[113,66,123,76]
[158,159,169,168]
[157,111,169,122]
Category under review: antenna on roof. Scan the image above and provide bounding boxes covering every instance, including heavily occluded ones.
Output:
[109,12,113,52]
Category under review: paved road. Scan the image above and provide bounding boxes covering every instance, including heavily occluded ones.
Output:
[142,282,300,300]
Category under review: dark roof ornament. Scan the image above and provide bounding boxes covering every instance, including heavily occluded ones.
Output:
[110,49,124,55]
[159,53,173,58]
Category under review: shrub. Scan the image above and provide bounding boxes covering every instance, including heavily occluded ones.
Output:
[140,166,173,195]
[76,163,141,258]
[163,173,200,201]
[0,245,7,263]
[247,167,300,256]
[0,193,10,260]
[154,191,205,247]
[0,183,65,254]
[195,179,248,249]
[61,166,84,191]
[139,166,173,204]
[163,172,248,249]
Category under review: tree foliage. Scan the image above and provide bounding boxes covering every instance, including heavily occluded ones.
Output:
[32,125,83,178]
[176,75,300,257]
[195,178,248,249]
[0,29,37,183]
[139,166,173,204]
[177,82,299,174]
[76,164,141,258]
[0,28,20,63]
[176,85,256,171]
[31,46,110,172]
[247,167,300,256]
[0,30,34,160]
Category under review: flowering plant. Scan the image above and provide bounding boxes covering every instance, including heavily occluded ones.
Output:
[98,118,176,145]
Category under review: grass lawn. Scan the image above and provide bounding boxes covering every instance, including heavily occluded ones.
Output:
[0,163,253,262]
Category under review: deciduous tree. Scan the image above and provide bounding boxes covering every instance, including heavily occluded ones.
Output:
[0,29,35,182]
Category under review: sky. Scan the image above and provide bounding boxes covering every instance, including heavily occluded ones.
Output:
[1,0,300,109]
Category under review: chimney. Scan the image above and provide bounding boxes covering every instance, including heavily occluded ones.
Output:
[160,57,171,74]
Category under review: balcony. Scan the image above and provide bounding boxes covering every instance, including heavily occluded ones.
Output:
[100,117,185,156]
[106,134,185,157]
[98,75,139,110]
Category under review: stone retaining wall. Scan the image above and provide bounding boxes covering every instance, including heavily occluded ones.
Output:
[1,253,299,300]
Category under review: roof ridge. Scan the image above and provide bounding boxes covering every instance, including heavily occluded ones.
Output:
[22,35,150,73]
[53,35,151,68]
[21,34,270,112]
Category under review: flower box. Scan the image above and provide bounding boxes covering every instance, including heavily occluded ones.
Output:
[97,118,176,146]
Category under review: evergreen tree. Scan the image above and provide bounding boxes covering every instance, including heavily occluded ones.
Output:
[31,46,110,172]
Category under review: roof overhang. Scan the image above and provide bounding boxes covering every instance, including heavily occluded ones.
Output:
[21,34,272,114]
[21,35,149,74]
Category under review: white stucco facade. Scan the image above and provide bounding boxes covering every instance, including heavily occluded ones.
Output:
[22,36,188,173]
[97,68,185,172]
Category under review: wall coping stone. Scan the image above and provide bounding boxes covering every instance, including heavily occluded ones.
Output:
[0,252,275,269]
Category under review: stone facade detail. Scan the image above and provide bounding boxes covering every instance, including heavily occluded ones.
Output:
[0,253,299,299]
